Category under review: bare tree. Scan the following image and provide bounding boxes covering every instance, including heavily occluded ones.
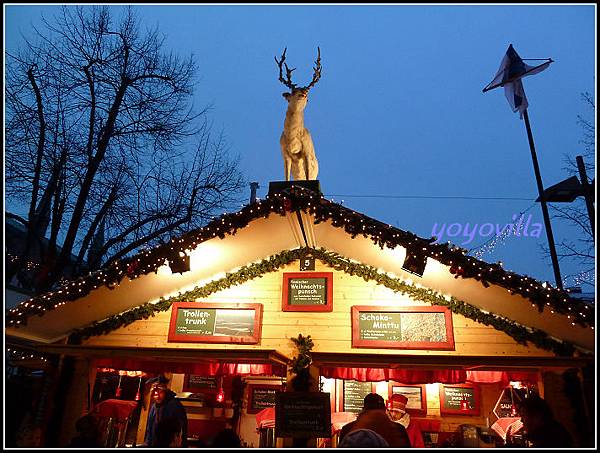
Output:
[5,6,245,292]
[545,91,595,289]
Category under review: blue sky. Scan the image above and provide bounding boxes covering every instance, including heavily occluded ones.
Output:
[4,4,596,288]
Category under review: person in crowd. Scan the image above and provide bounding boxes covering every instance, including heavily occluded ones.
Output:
[143,375,188,447]
[339,393,411,447]
[516,395,573,447]
[68,414,102,447]
[339,428,390,448]
[388,393,425,448]
[154,417,183,448]
[211,428,242,447]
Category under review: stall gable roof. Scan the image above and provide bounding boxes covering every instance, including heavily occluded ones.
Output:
[6,187,594,351]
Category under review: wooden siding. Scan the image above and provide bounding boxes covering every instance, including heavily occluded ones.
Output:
[83,260,555,359]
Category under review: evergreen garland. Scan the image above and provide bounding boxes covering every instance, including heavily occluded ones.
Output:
[68,247,578,357]
[8,186,593,329]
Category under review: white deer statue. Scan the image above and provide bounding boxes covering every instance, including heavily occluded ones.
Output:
[275,47,322,181]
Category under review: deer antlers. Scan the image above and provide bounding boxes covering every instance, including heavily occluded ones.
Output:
[305,47,321,90]
[275,47,322,92]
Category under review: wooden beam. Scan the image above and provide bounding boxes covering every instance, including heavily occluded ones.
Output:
[34,344,290,366]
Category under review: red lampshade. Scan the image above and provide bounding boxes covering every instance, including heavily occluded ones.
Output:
[115,374,123,398]
[135,376,142,401]
[216,388,225,403]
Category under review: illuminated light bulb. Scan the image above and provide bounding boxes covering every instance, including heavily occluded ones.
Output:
[216,387,225,403]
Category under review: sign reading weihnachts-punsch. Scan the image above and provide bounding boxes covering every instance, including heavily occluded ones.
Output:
[282,273,333,312]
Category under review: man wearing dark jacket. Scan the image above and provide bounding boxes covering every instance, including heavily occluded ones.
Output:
[339,393,411,448]
[143,376,188,447]
[516,395,573,448]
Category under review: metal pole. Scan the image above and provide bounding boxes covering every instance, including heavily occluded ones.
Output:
[249,182,260,204]
[576,155,595,239]
[522,109,563,289]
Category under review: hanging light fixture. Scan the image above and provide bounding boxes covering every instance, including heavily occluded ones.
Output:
[216,376,225,404]
[401,247,427,277]
[135,376,143,401]
[510,386,518,416]
[115,371,125,398]
[216,387,225,403]
[168,252,190,274]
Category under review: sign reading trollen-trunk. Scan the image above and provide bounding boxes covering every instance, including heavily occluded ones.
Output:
[168,302,262,344]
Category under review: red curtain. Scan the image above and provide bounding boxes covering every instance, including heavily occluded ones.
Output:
[95,358,286,377]
[320,367,539,384]
[389,369,466,384]
[466,370,539,386]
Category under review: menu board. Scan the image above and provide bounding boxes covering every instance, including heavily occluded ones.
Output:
[168,302,262,343]
[282,273,333,312]
[440,384,479,415]
[343,381,372,413]
[248,385,282,414]
[275,392,331,438]
[351,306,455,350]
[186,375,217,390]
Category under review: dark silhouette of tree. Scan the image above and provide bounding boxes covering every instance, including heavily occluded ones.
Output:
[545,91,595,289]
[6,6,245,292]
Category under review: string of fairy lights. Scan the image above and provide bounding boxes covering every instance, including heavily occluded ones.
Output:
[6,253,41,271]
[470,204,536,259]
[6,185,594,331]
[470,205,596,293]
[563,270,596,289]
[6,347,49,364]
[573,270,595,286]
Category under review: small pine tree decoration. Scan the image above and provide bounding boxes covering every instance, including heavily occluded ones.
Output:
[289,334,314,391]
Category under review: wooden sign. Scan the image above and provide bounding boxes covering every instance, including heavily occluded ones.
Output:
[247,384,283,414]
[351,306,455,350]
[282,272,333,312]
[343,381,373,413]
[275,392,331,438]
[168,302,262,344]
[439,384,479,415]
[389,383,428,417]
[184,375,217,391]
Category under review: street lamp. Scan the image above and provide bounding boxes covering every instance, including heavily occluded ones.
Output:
[536,155,595,237]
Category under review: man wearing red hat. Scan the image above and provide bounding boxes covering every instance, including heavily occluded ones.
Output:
[339,393,411,447]
[388,393,425,448]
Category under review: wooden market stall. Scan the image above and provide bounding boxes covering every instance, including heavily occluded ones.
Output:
[6,183,595,447]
